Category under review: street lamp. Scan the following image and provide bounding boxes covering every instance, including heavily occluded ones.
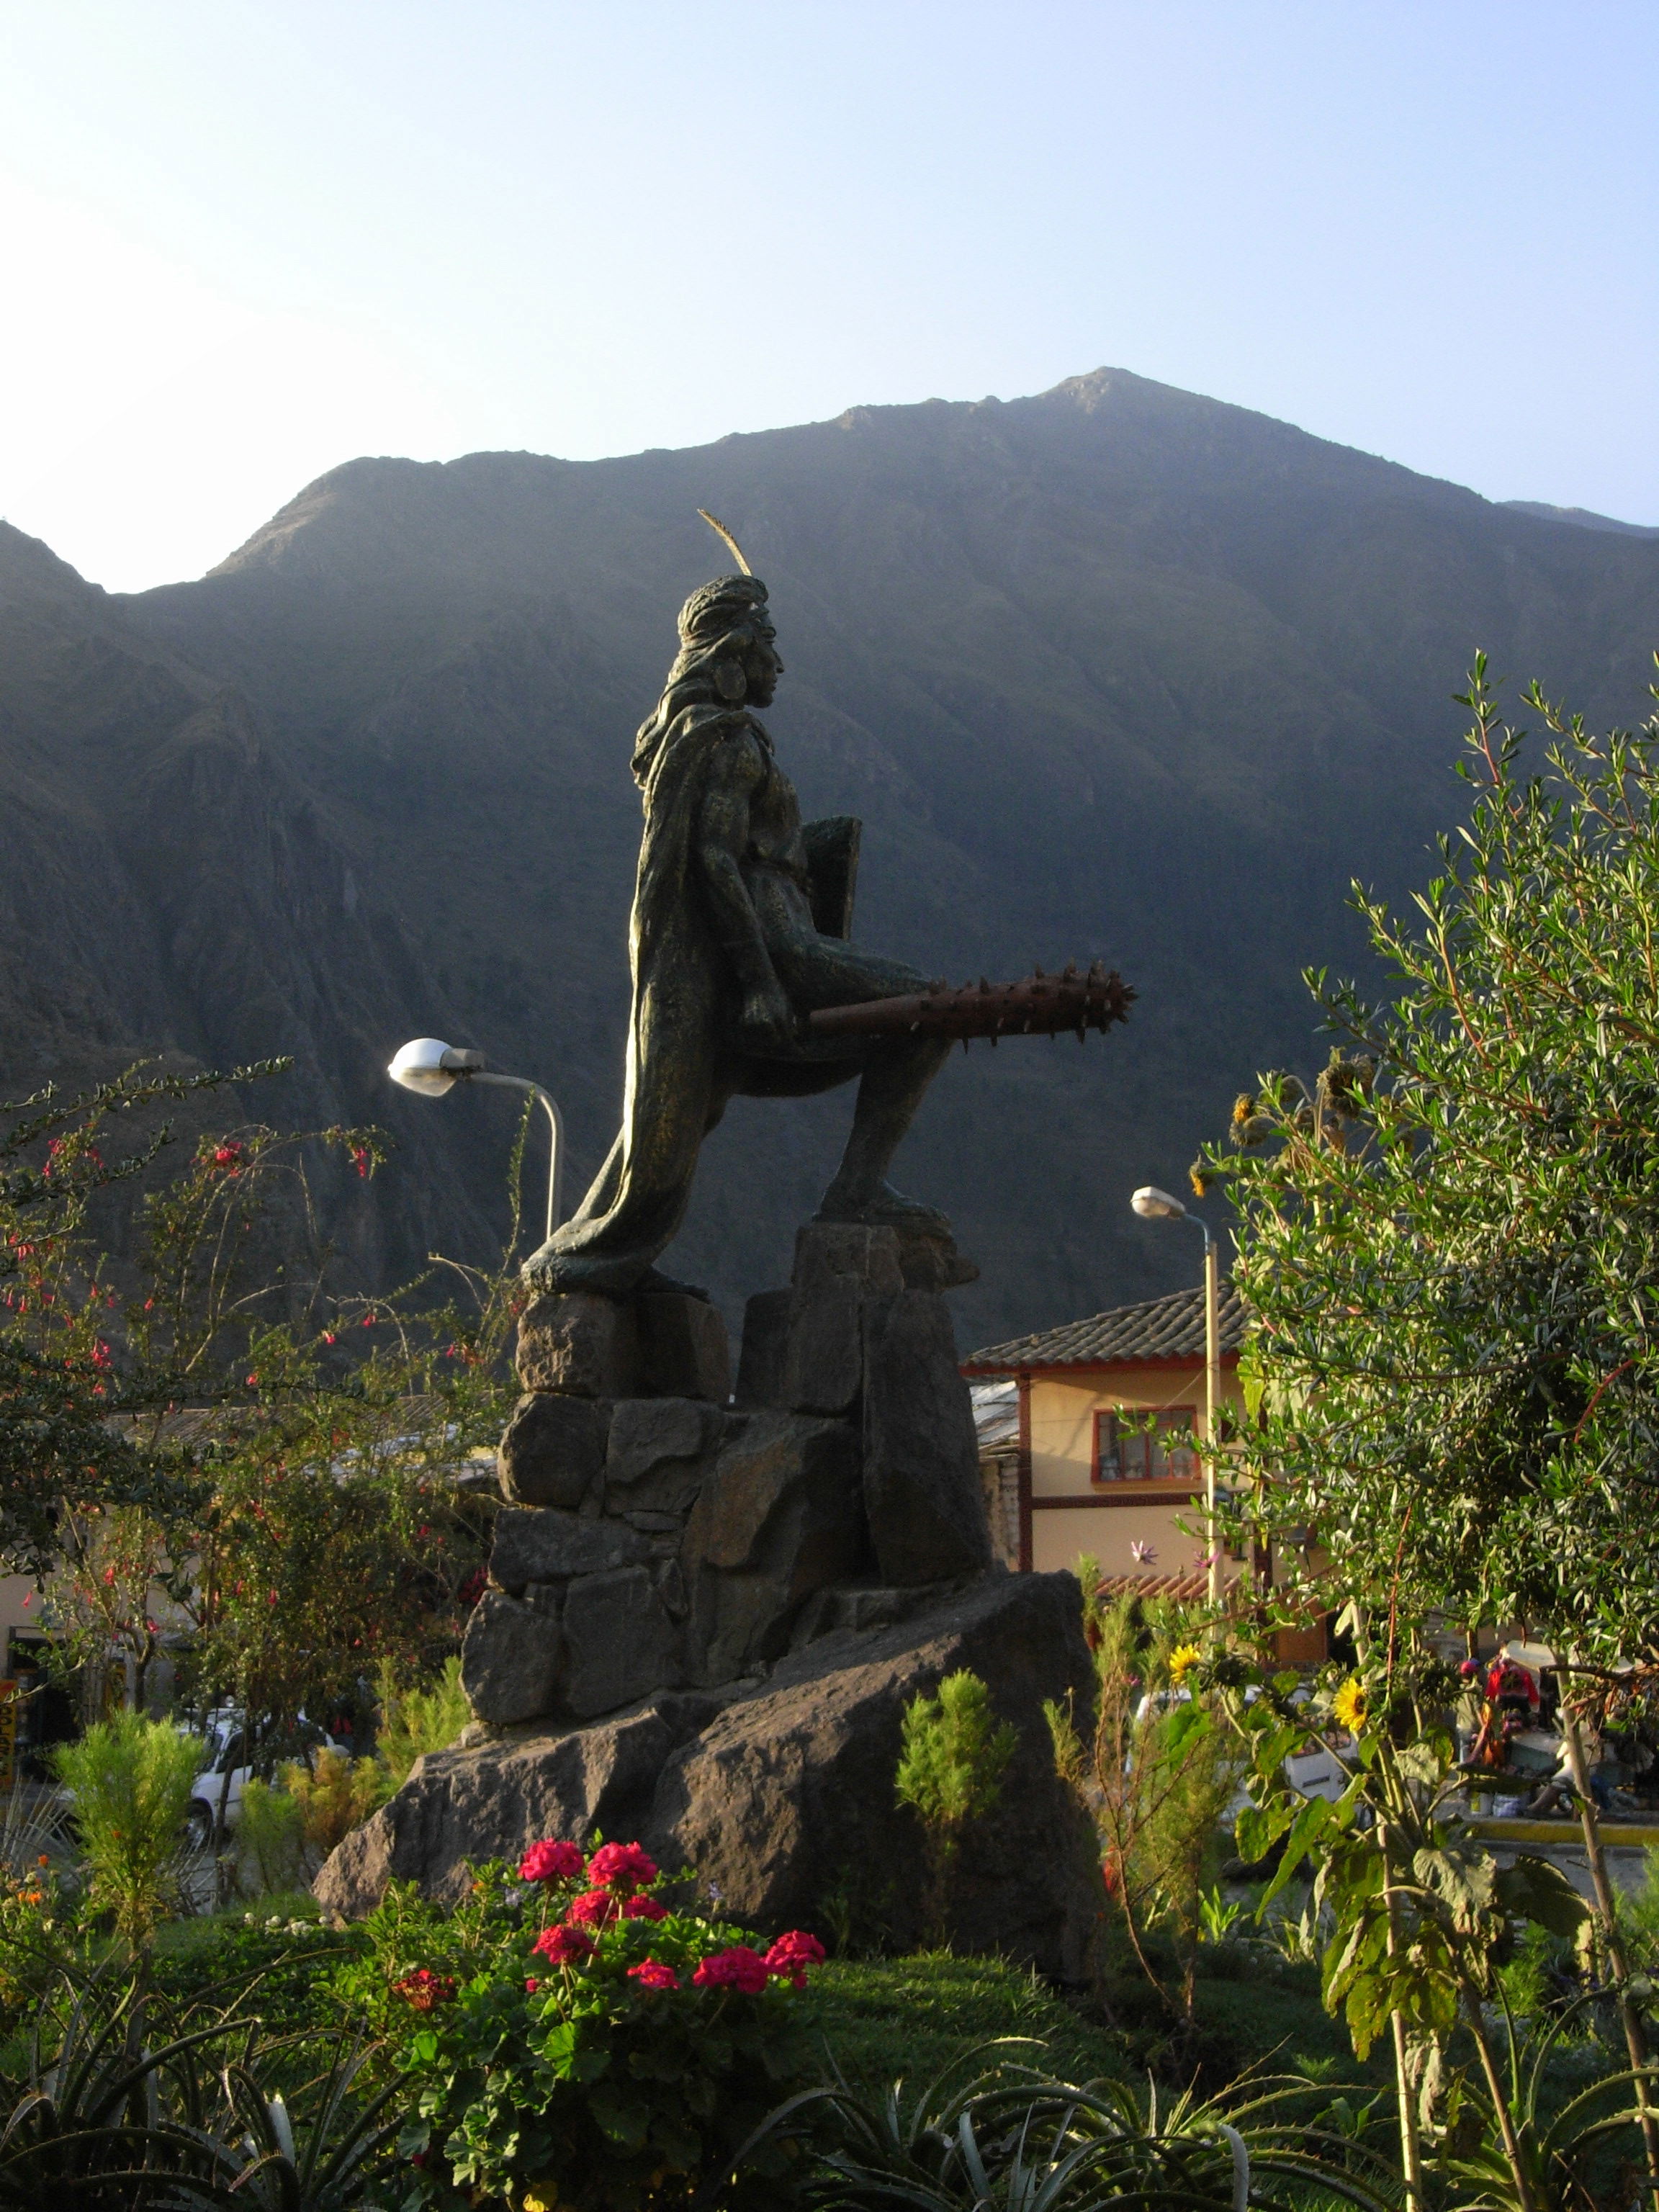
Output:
[1130,1185,1223,1610]
[387,1038,565,1243]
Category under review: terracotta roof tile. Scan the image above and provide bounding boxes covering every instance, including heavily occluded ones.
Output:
[963,1280,1247,1372]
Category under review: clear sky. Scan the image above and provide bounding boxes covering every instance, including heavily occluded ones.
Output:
[4,1,1655,593]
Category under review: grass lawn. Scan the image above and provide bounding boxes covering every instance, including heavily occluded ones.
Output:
[802,1953,1124,2098]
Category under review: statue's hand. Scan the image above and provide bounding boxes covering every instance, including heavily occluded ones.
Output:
[739,979,799,1052]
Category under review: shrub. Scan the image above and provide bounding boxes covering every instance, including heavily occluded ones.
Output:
[284,1748,390,1869]
[237,1776,307,1895]
[355,1838,824,2211]
[51,1711,201,1943]
[376,1655,469,1789]
[895,1669,1017,1941]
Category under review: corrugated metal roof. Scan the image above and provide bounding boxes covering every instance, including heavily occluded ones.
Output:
[970,1378,1019,1455]
[964,1280,1247,1372]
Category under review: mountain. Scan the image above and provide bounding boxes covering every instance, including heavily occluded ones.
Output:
[1502,500,1659,537]
[4,368,1658,1341]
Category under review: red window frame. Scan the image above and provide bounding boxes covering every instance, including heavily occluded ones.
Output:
[1092,1409,1199,1485]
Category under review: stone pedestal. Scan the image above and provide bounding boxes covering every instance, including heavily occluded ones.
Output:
[331,1226,1093,1976]
[462,1223,992,1730]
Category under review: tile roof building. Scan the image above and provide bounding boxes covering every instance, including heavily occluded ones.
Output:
[965,1282,1250,1377]
[961,1280,1255,1601]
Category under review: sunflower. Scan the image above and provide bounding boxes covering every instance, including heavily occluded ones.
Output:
[1331,1677,1367,1732]
[1168,1642,1203,1686]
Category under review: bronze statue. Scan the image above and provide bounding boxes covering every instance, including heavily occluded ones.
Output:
[525,536,956,1298]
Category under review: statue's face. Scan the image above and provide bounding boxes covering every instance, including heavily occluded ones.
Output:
[744,630,783,708]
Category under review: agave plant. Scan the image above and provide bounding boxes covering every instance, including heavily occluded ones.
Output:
[0,1959,403,2211]
[725,2041,1404,2212]
[1434,1988,1659,2212]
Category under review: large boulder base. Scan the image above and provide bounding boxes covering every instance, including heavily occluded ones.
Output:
[315,1569,1100,1979]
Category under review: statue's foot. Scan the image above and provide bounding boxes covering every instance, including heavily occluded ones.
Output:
[814,1181,954,1240]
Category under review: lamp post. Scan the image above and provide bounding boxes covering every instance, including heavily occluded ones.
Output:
[387,1038,565,1243]
[1131,1184,1223,1610]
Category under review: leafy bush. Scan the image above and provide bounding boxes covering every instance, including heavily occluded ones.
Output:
[348,1838,824,2211]
[375,1655,469,1789]
[51,1711,202,1943]
[284,1750,390,1869]
[238,1776,307,1895]
[896,1669,1017,1939]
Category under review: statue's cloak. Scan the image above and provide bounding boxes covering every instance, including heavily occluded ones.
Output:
[535,703,755,1290]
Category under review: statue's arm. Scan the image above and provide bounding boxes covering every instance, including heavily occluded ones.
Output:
[695,739,796,1050]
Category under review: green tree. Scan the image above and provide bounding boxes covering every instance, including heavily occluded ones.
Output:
[6,1069,516,1745]
[53,1712,202,1943]
[1207,658,1659,2204]
[896,1669,1017,1943]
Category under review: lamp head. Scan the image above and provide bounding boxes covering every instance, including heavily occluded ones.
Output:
[387,1038,485,1097]
[1131,1184,1187,1222]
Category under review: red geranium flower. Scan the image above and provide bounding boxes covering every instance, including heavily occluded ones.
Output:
[532,1924,595,1967]
[628,1958,679,1991]
[519,1839,585,1884]
[586,1840,657,1894]
[762,1930,825,1988]
[392,1969,456,2012]
[691,1945,770,1995]
[621,1894,667,1923]
[566,1888,619,1930]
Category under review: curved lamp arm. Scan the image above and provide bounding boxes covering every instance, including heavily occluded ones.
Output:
[466,1072,564,1243]
[387,1039,564,1244]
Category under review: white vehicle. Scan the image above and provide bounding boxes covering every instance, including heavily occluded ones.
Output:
[1283,1740,1349,1803]
[185,1723,251,1848]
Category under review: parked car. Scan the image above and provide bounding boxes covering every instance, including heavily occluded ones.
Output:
[185,1721,251,1848]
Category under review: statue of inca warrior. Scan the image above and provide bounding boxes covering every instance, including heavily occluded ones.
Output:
[524,542,955,1298]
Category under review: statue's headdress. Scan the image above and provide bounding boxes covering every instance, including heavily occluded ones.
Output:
[632,513,774,782]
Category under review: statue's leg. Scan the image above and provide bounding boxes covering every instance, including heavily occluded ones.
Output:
[815,1032,953,1226]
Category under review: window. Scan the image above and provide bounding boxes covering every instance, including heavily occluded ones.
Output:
[1093,1409,1199,1485]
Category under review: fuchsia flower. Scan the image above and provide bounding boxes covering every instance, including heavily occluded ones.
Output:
[519,1839,585,1884]
[523,1977,540,1994]
[628,1958,680,1992]
[762,1930,825,1989]
[692,1946,770,1995]
[566,1888,620,1930]
[622,1894,667,1923]
[587,1841,658,1894]
[532,1924,595,1967]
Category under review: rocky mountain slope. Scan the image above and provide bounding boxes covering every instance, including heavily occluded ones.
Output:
[5,368,1658,1339]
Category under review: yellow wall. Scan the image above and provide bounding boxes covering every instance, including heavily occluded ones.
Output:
[0,1576,45,1671]
[1026,1362,1245,1583]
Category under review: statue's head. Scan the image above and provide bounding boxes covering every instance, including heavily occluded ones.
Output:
[673,572,781,709]
[632,566,783,783]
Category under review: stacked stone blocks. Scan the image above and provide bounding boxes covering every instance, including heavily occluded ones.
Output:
[462,1223,994,1730]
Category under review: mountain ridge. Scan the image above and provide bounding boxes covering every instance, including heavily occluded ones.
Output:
[4,368,1656,1338]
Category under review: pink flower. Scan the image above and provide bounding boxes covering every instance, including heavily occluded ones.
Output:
[566,1888,619,1930]
[519,1839,585,1884]
[1128,1539,1156,1565]
[586,1840,657,1894]
[531,1924,595,1967]
[628,1958,680,1991]
[762,1930,825,1988]
[523,1977,540,1994]
[622,1894,667,1923]
[692,1946,770,1995]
